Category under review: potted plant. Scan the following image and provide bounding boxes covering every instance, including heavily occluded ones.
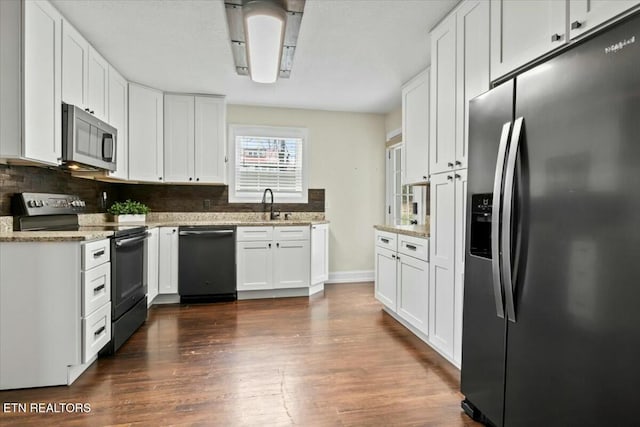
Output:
[108,200,149,223]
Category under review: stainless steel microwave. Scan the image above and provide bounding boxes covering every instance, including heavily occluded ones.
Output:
[62,104,117,171]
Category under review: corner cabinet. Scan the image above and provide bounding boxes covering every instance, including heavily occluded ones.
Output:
[107,66,129,180]
[0,0,62,166]
[164,94,226,184]
[401,69,430,184]
[129,83,164,182]
[158,227,179,294]
[430,0,489,176]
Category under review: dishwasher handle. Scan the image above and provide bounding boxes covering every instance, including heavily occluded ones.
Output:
[179,230,234,236]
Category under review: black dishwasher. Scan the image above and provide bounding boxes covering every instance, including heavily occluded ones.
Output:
[178,226,236,303]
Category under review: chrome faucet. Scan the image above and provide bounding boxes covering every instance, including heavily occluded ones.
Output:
[262,188,280,220]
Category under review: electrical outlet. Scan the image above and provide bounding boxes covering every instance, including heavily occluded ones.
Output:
[203,199,211,210]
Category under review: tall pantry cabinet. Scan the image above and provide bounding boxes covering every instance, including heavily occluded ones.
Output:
[428,0,489,366]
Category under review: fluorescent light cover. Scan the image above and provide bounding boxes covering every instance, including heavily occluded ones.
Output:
[245,4,285,84]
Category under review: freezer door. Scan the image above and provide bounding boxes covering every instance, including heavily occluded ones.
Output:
[504,13,640,427]
[461,80,513,427]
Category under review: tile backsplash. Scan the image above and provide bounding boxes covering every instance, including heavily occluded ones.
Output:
[0,164,325,216]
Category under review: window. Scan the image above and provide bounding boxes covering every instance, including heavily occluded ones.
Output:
[228,125,309,203]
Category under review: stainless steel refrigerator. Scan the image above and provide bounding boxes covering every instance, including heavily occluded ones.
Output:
[461,12,640,427]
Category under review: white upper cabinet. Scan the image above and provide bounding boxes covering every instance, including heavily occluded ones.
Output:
[430,0,489,175]
[194,96,226,183]
[164,94,195,183]
[164,94,226,184]
[569,0,640,39]
[129,83,164,182]
[107,66,128,180]
[456,0,490,171]
[22,0,62,165]
[87,47,109,121]
[402,69,430,184]
[430,14,457,176]
[490,0,566,81]
[61,20,88,108]
[62,20,109,122]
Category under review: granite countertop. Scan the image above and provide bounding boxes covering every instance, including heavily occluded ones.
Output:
[0,220,331,242]
[374,224,430,239]
[0,230,115,243]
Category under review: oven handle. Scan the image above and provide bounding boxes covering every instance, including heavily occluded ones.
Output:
[179,230,234,236]
[114,233,149,248]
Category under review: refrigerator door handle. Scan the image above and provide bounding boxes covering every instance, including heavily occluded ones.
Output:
[502,116,524,323]
[491,121,512,319]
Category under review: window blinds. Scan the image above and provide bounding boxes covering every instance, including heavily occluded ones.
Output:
[235,135,303,194]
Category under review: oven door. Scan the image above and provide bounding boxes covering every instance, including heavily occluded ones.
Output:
[112,232,148,319]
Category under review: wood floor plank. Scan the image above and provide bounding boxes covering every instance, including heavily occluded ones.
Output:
[0,283,480,426]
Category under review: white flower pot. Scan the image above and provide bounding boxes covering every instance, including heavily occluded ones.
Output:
[112,214,146,223]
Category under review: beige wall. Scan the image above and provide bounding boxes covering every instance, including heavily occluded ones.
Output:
[227,105,386,274]
[384,106,402,137]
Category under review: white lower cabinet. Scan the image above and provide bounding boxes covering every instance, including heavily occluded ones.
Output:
[146,227,159,305]
[374,230,430,335]
[0,239,111,389]
[158,227,179,294]
[310,223,329,285]
[236,226,312,294]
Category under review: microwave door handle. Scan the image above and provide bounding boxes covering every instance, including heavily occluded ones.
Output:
[102,134,114,162]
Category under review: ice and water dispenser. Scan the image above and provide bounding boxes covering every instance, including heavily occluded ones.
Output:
[469,193,493,259]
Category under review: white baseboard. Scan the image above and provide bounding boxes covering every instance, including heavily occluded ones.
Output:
[326,270,374,284]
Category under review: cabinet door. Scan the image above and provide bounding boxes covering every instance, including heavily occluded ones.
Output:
[456,0,490,171]
[397,254,429,334]
[273,240,310,289]
[107,66,128,180]
[453,169,467,365]
[490,0,566,81]
[570,0,640,39]
[87,47,109,121]
[430,14,456,176]
[194,96,226,183]
[311,224,329,285]
[164,94,194,183]
[429,172,455,358]
[146,227,159,305]
[402,69,429,184]
[375,246,397,310]
[22,0,62,166]
[236,241,273,290]
[61,19,88,108]
[158,227,178,294]
[129,83,164,182]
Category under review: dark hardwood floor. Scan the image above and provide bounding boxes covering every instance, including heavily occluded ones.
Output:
[0,283,480,426]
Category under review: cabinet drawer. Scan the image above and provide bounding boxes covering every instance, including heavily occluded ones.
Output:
[82,302,111,363]
[274,226,309,241]
[375,230,397,251]
[82,262,111,317]
[82,239,110,270]
[237,226,273,241]
[398,234,429,262]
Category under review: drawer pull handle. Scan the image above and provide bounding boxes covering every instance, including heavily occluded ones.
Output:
[381,238,389,244]
[406,244,417,251]
[94,326,106,337]
[94,284,105,293]
[93,250,105,258]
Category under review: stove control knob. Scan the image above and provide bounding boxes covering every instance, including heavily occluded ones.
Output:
[27,200,35,208]
[35,200,42,207]
[80,200,86,207]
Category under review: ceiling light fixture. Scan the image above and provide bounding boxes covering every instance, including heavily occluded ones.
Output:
[225,0,306,83]
[244,1,286,84]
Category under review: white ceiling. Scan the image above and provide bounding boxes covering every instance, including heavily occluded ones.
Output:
[51,0,458,114]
